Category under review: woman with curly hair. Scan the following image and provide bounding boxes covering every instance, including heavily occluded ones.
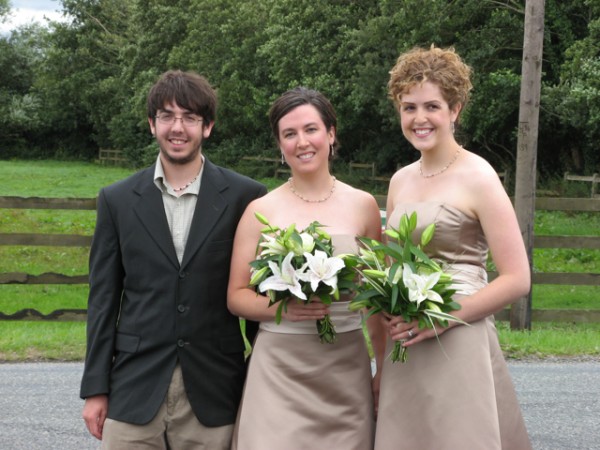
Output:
[375,46,532,450]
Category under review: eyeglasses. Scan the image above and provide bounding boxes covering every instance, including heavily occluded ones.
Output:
[155,113,203,127]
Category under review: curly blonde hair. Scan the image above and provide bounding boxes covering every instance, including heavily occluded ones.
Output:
[388,46,473,117]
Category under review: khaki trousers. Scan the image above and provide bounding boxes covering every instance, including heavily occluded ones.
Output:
[101,364,233,450]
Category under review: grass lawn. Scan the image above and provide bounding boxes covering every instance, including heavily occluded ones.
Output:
[0,159,598,361]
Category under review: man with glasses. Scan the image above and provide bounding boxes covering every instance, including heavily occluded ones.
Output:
[80,70,267,449]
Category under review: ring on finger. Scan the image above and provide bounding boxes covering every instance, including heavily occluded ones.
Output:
[407,329,414,338]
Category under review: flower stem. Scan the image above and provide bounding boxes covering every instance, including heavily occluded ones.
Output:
[390,340,408,363]
[317,314,336,344]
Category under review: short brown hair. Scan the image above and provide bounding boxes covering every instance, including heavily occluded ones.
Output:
[388,46,472,116]
[147,70,217,123]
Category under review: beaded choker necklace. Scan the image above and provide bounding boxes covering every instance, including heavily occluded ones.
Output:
[288,176,336,203]
[173,173,200,192]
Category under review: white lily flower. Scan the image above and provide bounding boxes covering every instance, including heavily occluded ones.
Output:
[258,234,287,256]
[299,250,345,292]
[258,252,307,300]
[402,263,444,306]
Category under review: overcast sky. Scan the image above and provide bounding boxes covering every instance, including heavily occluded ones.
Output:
[1,0,65,35]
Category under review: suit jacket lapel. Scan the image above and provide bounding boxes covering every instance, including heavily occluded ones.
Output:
[132,165,180,269]
[181,159,228,269]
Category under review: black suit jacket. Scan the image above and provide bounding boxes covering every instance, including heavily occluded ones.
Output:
[80,159,266,426]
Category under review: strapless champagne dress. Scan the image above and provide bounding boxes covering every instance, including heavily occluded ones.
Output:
[374,203,531,450]
[231,235,375,450]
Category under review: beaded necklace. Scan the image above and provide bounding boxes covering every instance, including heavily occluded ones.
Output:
[173,173,200,192]
[288,176,336,203]
[418,147,461,178]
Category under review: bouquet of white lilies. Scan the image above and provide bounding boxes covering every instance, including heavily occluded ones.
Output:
[249,212,357,344]
[349,212,467,362]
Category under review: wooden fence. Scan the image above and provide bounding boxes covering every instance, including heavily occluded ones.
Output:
[564,172,599,198]
[0,195,598,322]
[98,148,126,165]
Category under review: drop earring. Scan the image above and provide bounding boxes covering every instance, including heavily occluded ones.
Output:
[330,144,335,157]
[281,153,285,165]
[451,121,456,134]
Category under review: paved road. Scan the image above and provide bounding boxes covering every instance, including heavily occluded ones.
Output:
[0,361,598,449]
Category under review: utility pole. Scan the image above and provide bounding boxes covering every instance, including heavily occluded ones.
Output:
[511,0,545,330]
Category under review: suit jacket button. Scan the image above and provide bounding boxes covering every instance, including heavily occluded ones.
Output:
[179,271,187,278]
[177,339,185,347]
[177,304,186,313]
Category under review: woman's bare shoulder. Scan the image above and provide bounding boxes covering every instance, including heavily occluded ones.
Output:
[461,150,505,190]
[336,180,379,206]
[389,162,418,187]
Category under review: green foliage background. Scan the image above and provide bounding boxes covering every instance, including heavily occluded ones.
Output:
[1,0,600,179]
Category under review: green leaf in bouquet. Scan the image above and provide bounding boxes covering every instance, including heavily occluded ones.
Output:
[319,292,333,306]
[313,238,331,253]
[391,283,399,312]
[410,245,433,263]
[424,309,468,327]
[446,300,462,310]
[287,229,302,248]
[337,277,357,292]
[313,225,331,241]
[359,272,389,298]
[274,299,288,324]
[382,240,404,261]
[417,315,430,329]
[352,287,385,304]
[402,239,412,262]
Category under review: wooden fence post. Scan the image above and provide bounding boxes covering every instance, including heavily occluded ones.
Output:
[511,0,545,330]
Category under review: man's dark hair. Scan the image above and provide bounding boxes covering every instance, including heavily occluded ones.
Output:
[147,70,217,124]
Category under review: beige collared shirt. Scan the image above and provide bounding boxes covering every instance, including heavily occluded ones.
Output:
[153,156,204,264]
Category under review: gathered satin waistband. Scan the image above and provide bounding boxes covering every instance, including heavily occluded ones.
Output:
[445,263,488,296]
[260,301,362,334]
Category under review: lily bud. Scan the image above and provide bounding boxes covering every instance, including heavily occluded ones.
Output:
[254,211,270,225]
[315,228,331,240]
[424,301,443,313]
[348,300,370,311]
[363,269,387,279]
[399,214,409,240]
[408,211,417,232]
[385,229,400,240]
[249,266,270,286]
[438,273,453,283]
[282,223,296,241]
[421,223,435,247]
[358,248,378,265]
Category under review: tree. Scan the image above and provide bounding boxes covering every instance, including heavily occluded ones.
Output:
[167,0,274,162]
[542,0,600,174]
[0,0,9,18]
[0,25,46,156]
[5,0,597,179]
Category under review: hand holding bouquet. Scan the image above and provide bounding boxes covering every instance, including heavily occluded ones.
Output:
[349,212,468,362]
[248,212,356,344]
